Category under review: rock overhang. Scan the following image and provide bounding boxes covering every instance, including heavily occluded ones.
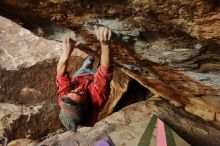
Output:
[0,0,220,144]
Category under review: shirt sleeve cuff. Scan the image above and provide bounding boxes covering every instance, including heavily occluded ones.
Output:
[56,72,70,80]
[100,65,113,73]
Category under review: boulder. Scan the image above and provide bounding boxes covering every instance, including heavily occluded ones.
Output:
[39,100,220,146]
[0,0,220,144]
[0,16,131,142]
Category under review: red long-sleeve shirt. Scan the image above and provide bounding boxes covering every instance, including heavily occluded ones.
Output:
[56,65,113,126]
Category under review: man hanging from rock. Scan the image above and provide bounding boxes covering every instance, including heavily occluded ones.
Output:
[56,26,113,132]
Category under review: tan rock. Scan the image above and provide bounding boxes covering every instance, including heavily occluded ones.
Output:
[169,100,184,107]
[51,14,66,21]
[0,16,62,70]
[40,101,154,146]
[185,105,215,121]
[39,101,220,146]
[19,87,41,98]
[0,15,87,104]
[8,138,37,146]
[0,1,220,145]
[98,67,131,120]
[148,0,220,44]
[0,103,42,136]
[216,112,220,122]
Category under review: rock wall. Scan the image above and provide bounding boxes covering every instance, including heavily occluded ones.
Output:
[0,14,132,142]
[146,0,220,44]
[38,100,220,146]
[0,0,220,145]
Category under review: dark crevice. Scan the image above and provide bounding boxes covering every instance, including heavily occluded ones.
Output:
[114,79,152,112]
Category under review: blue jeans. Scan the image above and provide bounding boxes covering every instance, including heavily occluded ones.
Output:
[72,56,97,78]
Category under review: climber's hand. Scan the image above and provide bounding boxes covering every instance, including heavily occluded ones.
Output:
[62,35,76,60]
[57,35,78,74]
[95,26,112,45]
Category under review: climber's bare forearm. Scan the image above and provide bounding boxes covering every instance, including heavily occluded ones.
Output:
[57,56,69,75]
[101,43,112,67]
[95,26,112,67]
[57,36,75,74]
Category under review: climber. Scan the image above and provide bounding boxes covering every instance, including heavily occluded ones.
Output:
[56,26,113,132]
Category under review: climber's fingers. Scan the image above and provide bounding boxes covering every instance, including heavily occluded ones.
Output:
[103,27,108,41]
[95,26,112,42]
[108,29,112,41]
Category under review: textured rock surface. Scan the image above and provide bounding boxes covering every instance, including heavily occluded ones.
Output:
[0,15,83,142]
[146,0,220,44]
[0,15,62,105]
[39,100,220,146]
[0,0,220,145]
[8,139,37,146]
[0,103,42,136]
[0,1,219,85]
[0,16,131,142]
[0,102,62,142]
[0,16,62,70]
[2,0,219,43]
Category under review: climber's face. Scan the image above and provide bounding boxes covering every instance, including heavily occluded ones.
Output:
[67,86,88,107]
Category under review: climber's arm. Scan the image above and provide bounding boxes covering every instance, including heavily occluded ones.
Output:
[95,26,112,67]
[56,36,76,106]
[57,36,75,75]
[57,58,68,75]
[91,26,113,107]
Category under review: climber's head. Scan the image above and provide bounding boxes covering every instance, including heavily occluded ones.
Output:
[59,86,88,132]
